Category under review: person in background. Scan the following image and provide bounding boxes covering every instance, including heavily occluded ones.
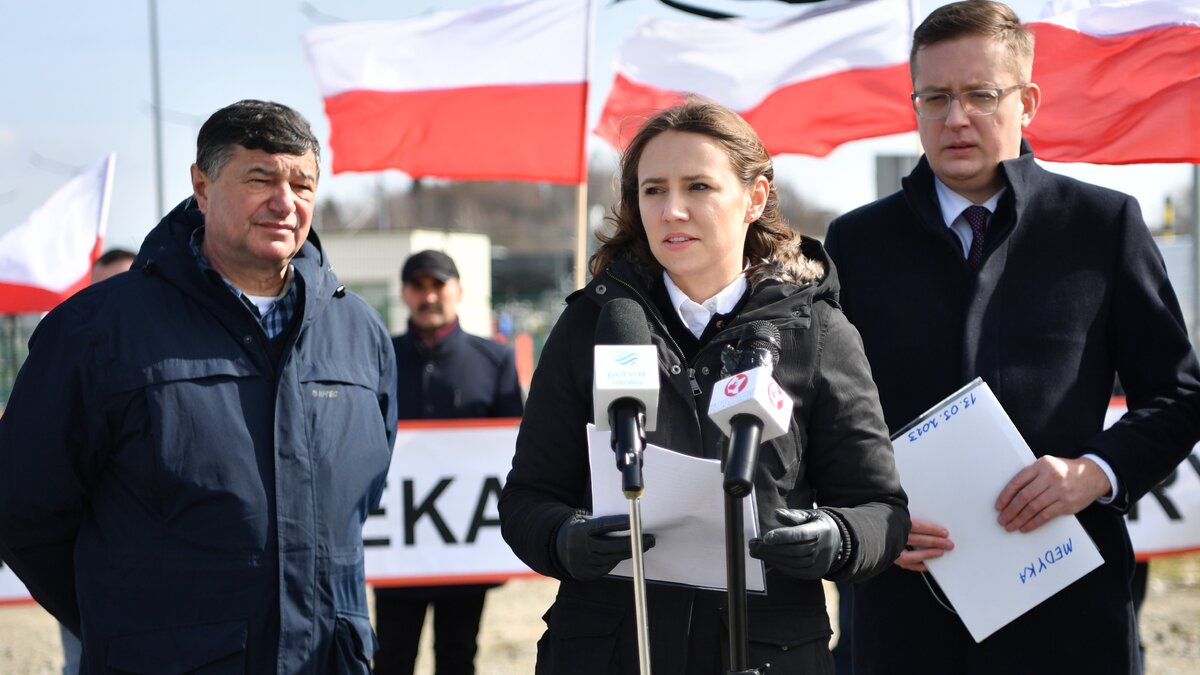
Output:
[0,99,397,673]
[499,99,909,673]
[373,249,523,675]
[825,3,1200,673]
[89,248,136,285]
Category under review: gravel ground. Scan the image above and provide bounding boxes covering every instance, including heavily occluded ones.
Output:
[3,557,1198,674]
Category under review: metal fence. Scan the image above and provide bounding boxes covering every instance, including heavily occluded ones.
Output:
[0,315,37,410]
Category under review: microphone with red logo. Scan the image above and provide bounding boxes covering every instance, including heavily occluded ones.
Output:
[708,321,793,498]
[708,320,793,673]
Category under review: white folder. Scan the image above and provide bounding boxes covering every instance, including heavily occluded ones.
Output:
[891,378,1104,642]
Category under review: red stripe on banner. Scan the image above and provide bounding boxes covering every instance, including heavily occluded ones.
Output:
[595,64,916,156]
[369,571,544,588]
[0,276,89,314]
[324,82,588,184]
[398,417,521,431]
[1027,22,1200,165]
[0,597,37,607]
[1136,545,1200,563]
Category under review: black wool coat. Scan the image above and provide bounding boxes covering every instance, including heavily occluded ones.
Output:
[499,240,909,675]
[826,147,1200,675]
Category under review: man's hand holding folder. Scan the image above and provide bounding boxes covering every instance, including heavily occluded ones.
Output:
[895,518,954,573]
[994,456,1113,534]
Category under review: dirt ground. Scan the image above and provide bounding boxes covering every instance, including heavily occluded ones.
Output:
[2,556,1198,674]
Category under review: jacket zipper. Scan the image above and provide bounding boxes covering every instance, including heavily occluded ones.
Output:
[606,273,772,397]
[608,274,702,396]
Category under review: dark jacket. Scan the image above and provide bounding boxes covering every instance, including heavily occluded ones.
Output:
[826,148,1200,674]
[392,322,523,421]
[499,241,909,675]
[0,199,398,674]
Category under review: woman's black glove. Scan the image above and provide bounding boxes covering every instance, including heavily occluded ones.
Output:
[749,508,849,580]
[554,511,656,581]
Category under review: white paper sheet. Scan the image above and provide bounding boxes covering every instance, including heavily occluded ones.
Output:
[587,425,765,592]
[891,379,1105,642]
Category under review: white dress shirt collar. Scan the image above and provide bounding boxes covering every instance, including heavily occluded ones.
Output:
[663,272,748,339]
[934,178,1005,258]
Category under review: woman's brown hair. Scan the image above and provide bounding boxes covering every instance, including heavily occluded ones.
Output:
[589,98,821,286]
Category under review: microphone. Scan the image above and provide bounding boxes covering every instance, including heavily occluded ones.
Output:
[708,321,793,497]
[593,298,660,496]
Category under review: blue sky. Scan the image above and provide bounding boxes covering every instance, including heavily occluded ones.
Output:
[0,0,1191,251]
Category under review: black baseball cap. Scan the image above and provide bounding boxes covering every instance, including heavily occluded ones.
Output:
[401,250,460,283]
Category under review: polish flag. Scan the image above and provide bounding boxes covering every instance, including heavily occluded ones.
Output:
[1027,0,1200,164]
[0,154,114,314]
[304,0,591,184]
[595,0,918,156]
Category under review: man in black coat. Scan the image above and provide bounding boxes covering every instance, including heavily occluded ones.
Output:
[825,2,1200,673]
[373,250,524,675]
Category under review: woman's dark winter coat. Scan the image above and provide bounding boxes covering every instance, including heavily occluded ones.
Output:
[499,238,908,675]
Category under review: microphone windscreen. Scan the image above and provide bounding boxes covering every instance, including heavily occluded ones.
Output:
[595,298,652,346]
[736,321,781,369]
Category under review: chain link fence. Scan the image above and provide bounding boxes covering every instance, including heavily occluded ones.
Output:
[0,314,38,410]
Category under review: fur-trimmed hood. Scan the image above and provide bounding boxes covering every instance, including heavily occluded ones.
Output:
[746,234,828,290]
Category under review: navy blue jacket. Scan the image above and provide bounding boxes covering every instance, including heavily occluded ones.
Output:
[0,198,398,673]
[827,148,1200,674]
[392,322,523,421]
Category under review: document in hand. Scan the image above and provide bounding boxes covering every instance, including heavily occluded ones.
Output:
[587,425,765,592]
[891,379,1104,642]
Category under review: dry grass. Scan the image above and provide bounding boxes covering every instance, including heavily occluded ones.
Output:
[2,562,1198,674]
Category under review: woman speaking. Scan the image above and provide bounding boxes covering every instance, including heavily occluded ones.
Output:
[499,100,909,674]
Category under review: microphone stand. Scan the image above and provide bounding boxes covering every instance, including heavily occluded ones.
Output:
[612,405,652,675]
[723,413,768,675]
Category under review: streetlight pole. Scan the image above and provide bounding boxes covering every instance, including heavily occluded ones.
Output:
[148,0,165,217]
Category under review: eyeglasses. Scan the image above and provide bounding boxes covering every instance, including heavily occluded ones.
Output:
[911,84,1027,120]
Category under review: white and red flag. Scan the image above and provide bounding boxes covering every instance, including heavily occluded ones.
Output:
[1027,0,1200,164]
[303,0,591,184]
[0,153,114,314]
[595,0,918,155]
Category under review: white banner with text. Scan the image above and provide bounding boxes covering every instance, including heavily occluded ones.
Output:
[3,412,1199,604]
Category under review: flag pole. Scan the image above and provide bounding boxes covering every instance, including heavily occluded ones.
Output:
[575,182,589,290]
[1191,163,1199,350]
[574,0,597,292]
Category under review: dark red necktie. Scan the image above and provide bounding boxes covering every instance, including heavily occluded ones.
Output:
[964,205,990,269]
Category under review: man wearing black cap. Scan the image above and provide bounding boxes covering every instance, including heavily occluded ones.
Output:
[374,250,524,674]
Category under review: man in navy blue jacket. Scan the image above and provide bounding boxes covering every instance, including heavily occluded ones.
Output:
[0,100,397,673]
[373,250,523,675]
[826,2,1200,673]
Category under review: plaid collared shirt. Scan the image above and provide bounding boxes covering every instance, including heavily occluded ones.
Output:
[190,229,299,340]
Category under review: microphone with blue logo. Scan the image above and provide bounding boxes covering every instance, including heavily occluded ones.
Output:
[592,297,659,675]
[593,298,660,496]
